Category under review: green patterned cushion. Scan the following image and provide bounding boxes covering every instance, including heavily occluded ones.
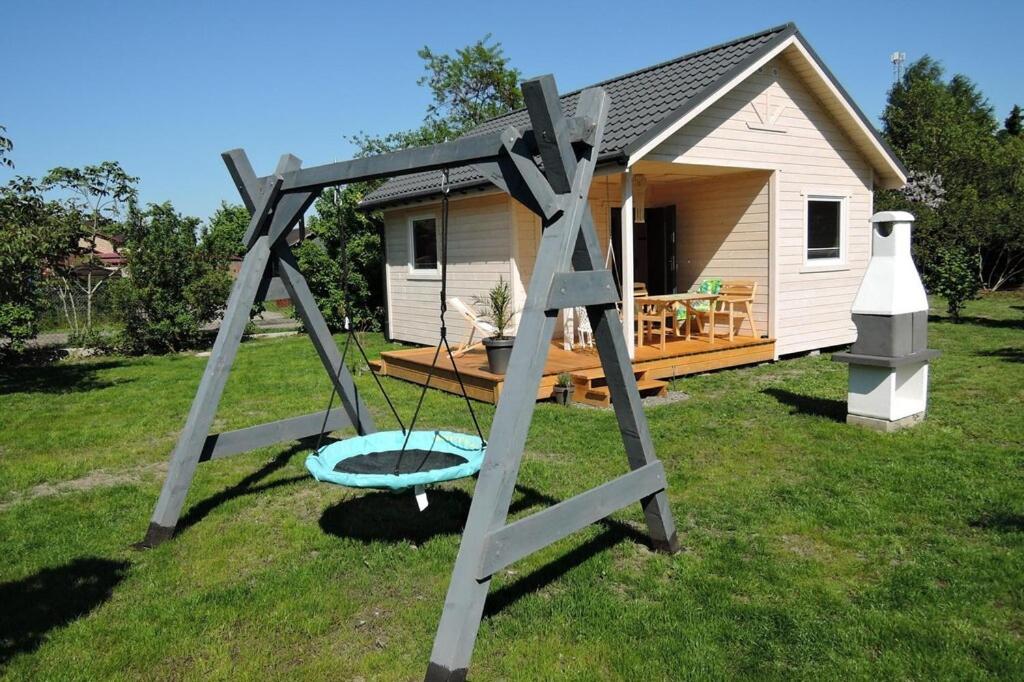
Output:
[677,279,720,320]
[697,278,722,295]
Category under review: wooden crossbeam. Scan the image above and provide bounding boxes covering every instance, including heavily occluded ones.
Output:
[279,116,594,193]
[478,461,667,578]
[546,270,618,310]
[199,408,351,462]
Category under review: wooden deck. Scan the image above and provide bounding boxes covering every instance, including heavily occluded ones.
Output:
[373,334,776,407]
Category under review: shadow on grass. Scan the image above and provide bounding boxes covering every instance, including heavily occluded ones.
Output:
[317,481,651,617]
[762,387,846,422]
[484,484,650,617]
[175,441,314,536]
[970,511,1024,533]
[928,314,1024,331]
[0,557,129,665]
[976,347,1024,364]
[320,488,472,545]
[0,360,131,396]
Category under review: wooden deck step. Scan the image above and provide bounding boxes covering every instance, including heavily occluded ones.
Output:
[570,366,646,391]
[579,378,668,408]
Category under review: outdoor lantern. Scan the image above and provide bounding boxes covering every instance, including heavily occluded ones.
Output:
[833,211,939,431]
[632,173,648,223]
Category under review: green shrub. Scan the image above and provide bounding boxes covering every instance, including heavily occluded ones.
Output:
[294,239,346,331]
[926,245,981,321]
[111,202,232,354]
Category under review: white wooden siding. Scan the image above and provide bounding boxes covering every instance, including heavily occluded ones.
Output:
[647,55,874,355]
[383,193,514,346]
[663,172,770,334]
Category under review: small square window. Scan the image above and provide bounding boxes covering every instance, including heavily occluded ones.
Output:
[411,217,438,270]
[807,198,842,261]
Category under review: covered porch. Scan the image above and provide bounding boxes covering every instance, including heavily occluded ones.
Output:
[506,159,774,360]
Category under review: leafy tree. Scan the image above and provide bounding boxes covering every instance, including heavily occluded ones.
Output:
[0,126,13,169]
[877,56,1024,290]
[111,201,232,354]
[417,35,523,138]
[348,35,523,156]
[40,162,139,341]
[42,162,138,239]
[1003,104,1022,138]
[199,201,249,260]
[0,178,82,355]
[300,185,383,331]
[294,239,345,331]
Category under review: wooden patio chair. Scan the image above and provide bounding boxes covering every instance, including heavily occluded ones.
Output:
[703,280,759,341]
[633,283,672,352]
[448,297,497,357]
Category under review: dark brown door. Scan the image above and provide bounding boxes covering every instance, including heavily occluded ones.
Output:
[610,206,677,295]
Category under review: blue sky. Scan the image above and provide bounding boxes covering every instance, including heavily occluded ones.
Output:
[3,1,1019,221]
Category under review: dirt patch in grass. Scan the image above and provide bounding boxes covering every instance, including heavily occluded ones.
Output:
[0,461,166,511]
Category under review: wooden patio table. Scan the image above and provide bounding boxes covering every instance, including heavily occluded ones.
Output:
[634,292,720,348]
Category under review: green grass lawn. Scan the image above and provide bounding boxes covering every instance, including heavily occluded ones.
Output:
[1,294,1022,680]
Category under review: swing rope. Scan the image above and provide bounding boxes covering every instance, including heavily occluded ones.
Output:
[398,168,486,471]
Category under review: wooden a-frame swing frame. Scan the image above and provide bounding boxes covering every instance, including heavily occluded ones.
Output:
[142,74,679,681]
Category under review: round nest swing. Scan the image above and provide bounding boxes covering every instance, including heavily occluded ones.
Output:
[305,430,485,490]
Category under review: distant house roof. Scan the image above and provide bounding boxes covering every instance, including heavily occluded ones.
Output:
[362,22,905,209]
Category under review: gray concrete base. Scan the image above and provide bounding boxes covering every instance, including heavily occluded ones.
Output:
[847,411,925,432]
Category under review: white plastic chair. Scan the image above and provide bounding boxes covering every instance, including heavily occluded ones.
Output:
[448,297,498,357]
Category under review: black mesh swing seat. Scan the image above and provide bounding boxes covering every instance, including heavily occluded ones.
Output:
[304,169,487,491]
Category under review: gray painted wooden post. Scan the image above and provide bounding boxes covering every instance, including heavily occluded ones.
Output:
[426,77,678,681]
[426,80,610,682]
[142,234,275,547]
[573,207,679,552]
[275,244,375,434]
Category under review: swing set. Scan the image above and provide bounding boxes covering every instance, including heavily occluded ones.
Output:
[142,74,679,681]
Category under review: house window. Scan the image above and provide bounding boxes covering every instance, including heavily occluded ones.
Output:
[409,216,438,274]
[806,196,844,263]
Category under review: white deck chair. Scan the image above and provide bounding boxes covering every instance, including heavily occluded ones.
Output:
[449,297,497,357]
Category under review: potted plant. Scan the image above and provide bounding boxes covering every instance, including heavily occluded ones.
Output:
[474,277,517,374]
[553,372,575,406]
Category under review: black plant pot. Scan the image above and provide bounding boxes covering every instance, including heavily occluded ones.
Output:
[553,385,575,406]
[482,336,515,374]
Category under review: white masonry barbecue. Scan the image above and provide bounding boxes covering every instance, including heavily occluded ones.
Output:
[833,211,939,431]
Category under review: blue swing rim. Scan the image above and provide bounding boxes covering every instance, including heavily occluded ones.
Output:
[305,429,485,490]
